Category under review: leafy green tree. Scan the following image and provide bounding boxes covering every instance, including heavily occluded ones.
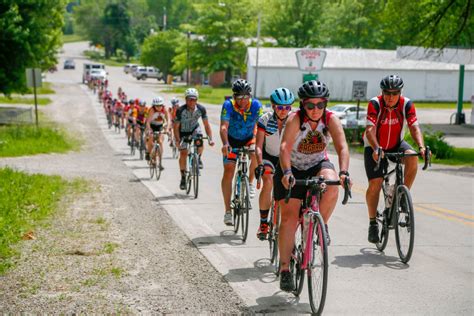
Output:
[0,1,64,95]
[101,2,131,58]
[146,0,195,30]
[141,30,184,79]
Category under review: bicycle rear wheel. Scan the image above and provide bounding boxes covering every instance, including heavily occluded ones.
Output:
[240,176,250,242]
[139,135,145,160]
[395,185,415,263]
[130,135,136,156]
[192,153,199,198]
[149,152,155,178]
[290,223,305,296]
[375,208,389,251]
[308,213,328,315]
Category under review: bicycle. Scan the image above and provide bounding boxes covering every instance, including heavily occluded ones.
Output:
[182,135,209,199]
[137,125,146,160]
[374,147,431,263]
[256,163,280,274]
[285,175,350,315]
[114,112,122,133]
[149,130,168,181]
[128,123,137,156]
[230,146,253,243]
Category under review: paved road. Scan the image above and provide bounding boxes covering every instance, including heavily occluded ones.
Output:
[49,42,473,314]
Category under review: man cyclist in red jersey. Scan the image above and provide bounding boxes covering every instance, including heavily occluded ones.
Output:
[364,75,427,243]
[124,99,136,145]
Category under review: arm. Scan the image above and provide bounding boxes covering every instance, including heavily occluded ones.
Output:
[279,113,299,189]
[408,124,425,156]
[255,128,265,165]
[327,115,351,185]
[202,118,214,145]
[220,120,230,154]
[145,109,153,130]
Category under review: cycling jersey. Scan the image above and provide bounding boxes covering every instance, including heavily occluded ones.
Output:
[133,107,149,123]
[257,111,283,157]
[221,98,262,141]
[149,106,167,126]
[291,110,333,171]
[363,95,418,151]
[175,104,207,133]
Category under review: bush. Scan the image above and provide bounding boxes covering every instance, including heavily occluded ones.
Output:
[344,127,365,144]
[405,128,454,159]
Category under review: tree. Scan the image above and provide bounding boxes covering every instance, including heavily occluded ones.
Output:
[178,0,256,83]
[140,30,184,79]
[0,1,64,95]
[101,2,131,58]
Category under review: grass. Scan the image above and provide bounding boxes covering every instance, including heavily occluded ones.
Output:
[162,86,470,110]
[0,124,80,157]
[162,86,232,105]
[62,34,86,43]
[83,50,139,67]
[0,167,74,274]
[433,147,474,166]
[0,96,52,105]
[102,242,119,254]
[25,82,55,95]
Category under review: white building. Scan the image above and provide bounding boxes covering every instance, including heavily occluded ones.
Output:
[246,47,474,102]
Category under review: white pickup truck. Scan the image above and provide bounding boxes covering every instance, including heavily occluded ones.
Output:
[133,66,163,81]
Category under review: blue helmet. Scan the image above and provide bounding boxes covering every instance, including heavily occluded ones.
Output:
[270,87,295,105]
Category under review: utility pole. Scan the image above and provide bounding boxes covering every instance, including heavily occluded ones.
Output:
[163,6,167,31]
[254,12,261,98]
[186,31,190,86]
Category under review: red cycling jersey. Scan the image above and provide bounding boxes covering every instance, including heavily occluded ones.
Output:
[363,95,418,150]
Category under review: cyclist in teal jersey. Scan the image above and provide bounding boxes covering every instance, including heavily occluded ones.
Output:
[220,79,263,226]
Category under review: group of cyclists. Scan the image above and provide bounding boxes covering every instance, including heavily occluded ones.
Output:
[92,74,427,293]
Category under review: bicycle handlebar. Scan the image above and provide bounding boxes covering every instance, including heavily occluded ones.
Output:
[374,146,431,172]
[284,176,351,205]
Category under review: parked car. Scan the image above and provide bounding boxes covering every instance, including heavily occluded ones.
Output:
[133,66,163,81]
[123,63,137,74]
[89,69,107,81]
[63,59,75,69]
[340,111,367,128]
[328,104,366,119]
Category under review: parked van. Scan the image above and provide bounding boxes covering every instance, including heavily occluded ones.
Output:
[83,63,105,83]
[133,66,163,81]
[123,63,138,74]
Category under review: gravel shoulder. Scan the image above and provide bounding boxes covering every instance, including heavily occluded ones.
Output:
[0,82,247,313]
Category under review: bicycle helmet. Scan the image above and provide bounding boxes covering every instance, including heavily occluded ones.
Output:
[139,100,146,106]
[297,80,330,99]
[380,75,404,90]
[270,87,295,105]
[232,79,252,95]
[171,97,180,105]
[152,96,164,106]
[129,99,134,104]
[185,88,199,99]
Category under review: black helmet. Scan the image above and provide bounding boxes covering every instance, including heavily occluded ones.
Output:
[297,80,330,99]
[232,79,252,94]
[380,75,404,90]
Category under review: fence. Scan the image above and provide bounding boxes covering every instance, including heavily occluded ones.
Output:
[0,107,34,125]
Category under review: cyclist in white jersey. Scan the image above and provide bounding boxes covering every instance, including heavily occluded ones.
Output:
[275,80,352,292]
[255,87,294,240]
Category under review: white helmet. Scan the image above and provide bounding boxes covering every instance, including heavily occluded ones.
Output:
[152,96,164,106]
[184,88,199,99]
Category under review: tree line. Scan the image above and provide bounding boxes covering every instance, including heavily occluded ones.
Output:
[0,0,472,94]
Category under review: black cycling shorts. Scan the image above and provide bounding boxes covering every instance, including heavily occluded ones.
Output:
[273,160,335,201]
[150,124,164,133]
[364,140,414,179]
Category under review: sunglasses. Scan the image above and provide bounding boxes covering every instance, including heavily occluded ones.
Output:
[383,90,401,96]
[304,100,327,110]
[186,97,197,101]
[276,105,292,111]
[234,94,250,100]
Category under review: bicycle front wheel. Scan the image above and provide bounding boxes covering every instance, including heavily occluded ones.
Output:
[192,153,199,198]
[375,208,389,251]
[130,135,136,156]
[290,222,305,296]
[186,156,192,195]
[155,144,162,181]
[395,185,415,263]
[268,201,279,265]
[240,176,250,242]
[308,213,328,315]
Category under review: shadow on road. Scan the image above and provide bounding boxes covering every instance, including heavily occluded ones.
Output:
[153,193,194,202]
[332,247,409,270]
[190,230,248,247]
[246,292,311,314]
[224,258,277,284]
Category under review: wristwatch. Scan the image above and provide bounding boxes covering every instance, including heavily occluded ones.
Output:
[339,170,350,177]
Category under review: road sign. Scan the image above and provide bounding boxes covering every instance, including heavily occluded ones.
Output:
[352,80,367,100]
[295,49,327,72]
[303,73,318,82]
[25,68,42,88]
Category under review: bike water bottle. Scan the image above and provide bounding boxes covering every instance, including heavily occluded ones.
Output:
[302,211,310,249]
[385,184,395,208]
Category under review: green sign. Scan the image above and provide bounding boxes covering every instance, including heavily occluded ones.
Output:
[303,73,318,82]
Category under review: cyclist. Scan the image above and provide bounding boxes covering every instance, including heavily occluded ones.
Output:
[113,99,124,129]
[168,97,180,146]
[276,80,351,291]
[124,99,137,145]
[254,87,294,240]
[132,100,149,151]
[221,79,262,226]
[174,88,215,190]
[146,96,169,165]
[364,75,426,244]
